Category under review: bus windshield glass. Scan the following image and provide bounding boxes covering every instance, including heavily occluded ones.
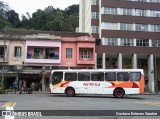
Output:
[52,72,63,85]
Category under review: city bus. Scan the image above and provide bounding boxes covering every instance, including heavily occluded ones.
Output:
[49,69,144,98]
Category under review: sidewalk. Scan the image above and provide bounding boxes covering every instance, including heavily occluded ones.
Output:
[143,91,160,95]
[4,90,160,95]
[2,90,50,94]
[32,91,50,94]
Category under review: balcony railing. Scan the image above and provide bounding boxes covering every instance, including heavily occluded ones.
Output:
[27,53,59,59]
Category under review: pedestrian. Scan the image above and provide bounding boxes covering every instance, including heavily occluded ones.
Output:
[30,82,35,91]
[22,80,27,92]
[13,80,17,94]
[19,80,27,94]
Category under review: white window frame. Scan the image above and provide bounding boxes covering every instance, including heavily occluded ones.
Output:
[135,24,148,31]
[104,7,117,15]
[92,26,99,33]
[120,38,134,46]
[136,39,149,47]
[120,23,133,31]
[14,46,21,57]
[92,0,97,5]
[66,48,72,58]
[80,49,91,59]
[92,12,99,19]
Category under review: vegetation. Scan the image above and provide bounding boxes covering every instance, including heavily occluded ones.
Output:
[0,1,79,32]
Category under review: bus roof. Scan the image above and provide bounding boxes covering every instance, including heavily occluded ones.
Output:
[51,69,144,74]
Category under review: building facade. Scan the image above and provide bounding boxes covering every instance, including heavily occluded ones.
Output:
[61,36,95,68]
[79,0,160,92]
[0,30,95,91]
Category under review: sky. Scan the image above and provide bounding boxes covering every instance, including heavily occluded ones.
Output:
[4,0,79,16]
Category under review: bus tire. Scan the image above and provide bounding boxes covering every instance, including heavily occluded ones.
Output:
[113,88,125,98]
[65,88,75,97]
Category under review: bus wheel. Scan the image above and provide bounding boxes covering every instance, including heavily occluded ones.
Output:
[113,88,125,98]
[65,88,75,97]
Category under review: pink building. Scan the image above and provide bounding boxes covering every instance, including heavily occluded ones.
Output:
[24,34,61,66]
[61,36,95,68]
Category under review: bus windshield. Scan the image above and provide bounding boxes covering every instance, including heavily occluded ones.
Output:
[52,72,63,85]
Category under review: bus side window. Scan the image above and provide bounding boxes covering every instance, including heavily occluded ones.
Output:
[105,72,116,81]
[78,72,90,81]
[65,73,77,81]
[91,73,104,81]
[117,72,129,81]
[105,73,109,81]
[130,72,141,81]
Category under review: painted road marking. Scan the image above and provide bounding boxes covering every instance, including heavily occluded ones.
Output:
[2,102,16,107]
[135,102,160,106]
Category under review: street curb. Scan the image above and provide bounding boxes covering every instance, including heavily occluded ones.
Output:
[2,91,160,95]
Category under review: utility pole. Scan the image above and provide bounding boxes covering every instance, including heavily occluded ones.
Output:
[42,65,45,91]
[2,28,6,93]
[154,40,158,94]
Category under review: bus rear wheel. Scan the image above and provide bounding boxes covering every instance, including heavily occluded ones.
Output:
[65,88,75,97]
[113,88,125,98]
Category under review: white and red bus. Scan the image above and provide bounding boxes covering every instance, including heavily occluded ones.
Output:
[49,69,144,98]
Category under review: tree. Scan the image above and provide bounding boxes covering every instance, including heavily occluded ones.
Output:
[0,2,79,32]
[44,12,65,31]
[64,4,79,16]
[0,1,10,29]
[67,13,79,32]
[5,10,21,27]
[30,9,49,30]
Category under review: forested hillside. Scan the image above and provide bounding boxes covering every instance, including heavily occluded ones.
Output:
[0,1,79,32]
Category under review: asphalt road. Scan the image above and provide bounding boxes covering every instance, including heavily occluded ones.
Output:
[0,92,160,119]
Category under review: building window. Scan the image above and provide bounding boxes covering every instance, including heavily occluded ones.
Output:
[121,8,133,15]
[102,22,118,30]
[92,0,97,5]
[80,49,91,59]
[0,46,4,58]
[120,23,133,31]
[66,48,72,58]
[120,38,134,46]
[92,12,99,19]
[149,0,160,3]
[150,10,160,17]
[102,38,118,46]
[14,47,21,57]
[135,0,148,2]
[152,40,160,47]
[91,26,99,33]
[103,6,160,17]
[150,25,160,32]
[0,45,6,58]
[135,24,148,31]
[136,39,149,47]
[104,7,117,15]
[135,9,147,16]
